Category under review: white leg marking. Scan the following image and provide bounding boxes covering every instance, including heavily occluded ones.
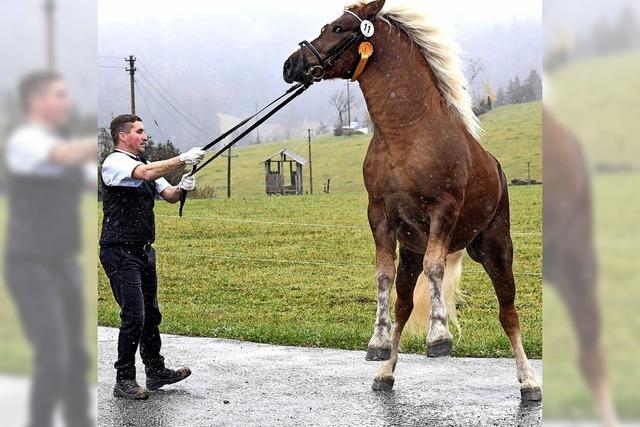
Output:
[426,265,453,345]
[368,272,392,349]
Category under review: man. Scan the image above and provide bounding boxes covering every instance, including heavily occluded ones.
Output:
[99,114,205,399]
[4,71,95,427]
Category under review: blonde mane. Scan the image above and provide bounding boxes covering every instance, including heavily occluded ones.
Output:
[353,3,484,140]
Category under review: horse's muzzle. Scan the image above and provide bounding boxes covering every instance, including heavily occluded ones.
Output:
[283,54,304,84]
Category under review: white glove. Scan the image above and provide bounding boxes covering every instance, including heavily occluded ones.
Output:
[178,174,196,191]
[179,147,206,165]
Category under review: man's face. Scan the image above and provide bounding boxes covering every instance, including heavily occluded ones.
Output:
[119,121,148,156]
[30,80,70,127]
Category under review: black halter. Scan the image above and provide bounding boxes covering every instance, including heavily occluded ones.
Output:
[297,11,368,83]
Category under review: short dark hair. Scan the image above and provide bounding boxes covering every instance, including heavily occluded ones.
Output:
[18,71,63,112]
[110,114,142,145]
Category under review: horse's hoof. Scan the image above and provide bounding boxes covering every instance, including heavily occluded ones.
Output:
[372,377,394,391]
[365,347,391,361]
[521,386,542,402]
[426,339,452,357]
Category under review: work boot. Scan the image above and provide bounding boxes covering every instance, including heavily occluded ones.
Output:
[146,366,191,391]
[113,379,149,400]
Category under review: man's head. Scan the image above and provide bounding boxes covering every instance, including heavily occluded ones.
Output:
[19,71,69,127]
[110,114,147,156]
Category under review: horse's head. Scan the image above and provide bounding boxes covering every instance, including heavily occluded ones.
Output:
[283,0,385,85]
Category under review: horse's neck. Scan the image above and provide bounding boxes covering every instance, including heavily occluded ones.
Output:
[358,28,455,141]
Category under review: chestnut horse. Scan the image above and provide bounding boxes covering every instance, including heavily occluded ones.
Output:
[283,0,541,400]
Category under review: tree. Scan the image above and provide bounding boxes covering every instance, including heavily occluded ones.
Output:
[506,76,524,104]
[146,138,184,185]
[495,87,506,106]
[465,57,485,101]
[329,88,358,129]
[524,69,542,101]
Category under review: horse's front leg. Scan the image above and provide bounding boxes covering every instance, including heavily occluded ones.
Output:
[424,202,459,357]
[365,201,397,361]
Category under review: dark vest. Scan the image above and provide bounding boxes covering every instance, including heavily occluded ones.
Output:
[99,152,157,246]
[5,165,84,258]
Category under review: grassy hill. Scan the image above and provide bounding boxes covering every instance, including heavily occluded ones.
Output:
[197,101,542,196]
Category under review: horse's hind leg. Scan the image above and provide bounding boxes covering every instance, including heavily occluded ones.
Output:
[365,201,396,361]
[468,190,542,401]
[372,247,423,390]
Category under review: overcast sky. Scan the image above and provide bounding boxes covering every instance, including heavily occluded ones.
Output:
[95,0,544,147]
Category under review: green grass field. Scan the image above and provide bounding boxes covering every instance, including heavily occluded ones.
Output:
[545,51,640,419]
[196,101,542,195]
[98,101,542,358]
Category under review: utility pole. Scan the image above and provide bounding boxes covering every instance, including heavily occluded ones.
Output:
[346,82,352,137]
[44,0,55,70]
[222,147,238,198]
[255,103,261,143]
[126,55,136,114]
[307,129,313,195]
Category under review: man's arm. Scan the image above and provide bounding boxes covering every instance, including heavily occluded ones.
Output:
[49,137,97,165]
[159,174,196,204]
[132,156,185,182]
[159,186,183,204]
[131,147,205,182]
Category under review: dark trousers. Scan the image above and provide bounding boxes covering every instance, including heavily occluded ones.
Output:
[5,255,90,427]
[99,244,164,380]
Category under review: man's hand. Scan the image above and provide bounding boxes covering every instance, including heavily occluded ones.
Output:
[178,174,196,191]
[179,147,206,165]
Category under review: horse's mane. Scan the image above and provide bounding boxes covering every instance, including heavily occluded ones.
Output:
[351,2,484,140]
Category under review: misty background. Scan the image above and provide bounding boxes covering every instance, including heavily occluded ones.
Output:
[98,0,542,150]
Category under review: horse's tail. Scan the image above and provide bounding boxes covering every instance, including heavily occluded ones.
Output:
[405,250,464,337]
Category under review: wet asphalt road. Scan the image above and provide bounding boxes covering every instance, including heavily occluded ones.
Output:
[98,327,542,426]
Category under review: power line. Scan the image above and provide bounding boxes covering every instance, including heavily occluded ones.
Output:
[136,59,217,135]
[136,72,213,139]
[135,79,167,143]
[98,65,125,69]
[134,78,204,142]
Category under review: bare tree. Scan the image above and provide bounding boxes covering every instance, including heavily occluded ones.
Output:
[466,57,486,102]
[329,88,358,129]
[466,57,485,86]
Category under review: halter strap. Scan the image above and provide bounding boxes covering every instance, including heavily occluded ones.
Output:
[344,10,363,23]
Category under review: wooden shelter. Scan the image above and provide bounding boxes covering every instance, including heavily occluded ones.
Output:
[262,149,307,195]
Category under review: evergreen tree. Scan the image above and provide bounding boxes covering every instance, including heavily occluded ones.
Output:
[495,87,506,106]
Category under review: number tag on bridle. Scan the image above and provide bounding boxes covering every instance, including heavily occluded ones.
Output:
[360,20,374,37]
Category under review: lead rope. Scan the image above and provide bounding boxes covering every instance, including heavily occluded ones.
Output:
[178,83,309,216]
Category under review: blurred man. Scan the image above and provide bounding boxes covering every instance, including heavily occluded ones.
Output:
[99,114,204,399]
[4,71,96,427]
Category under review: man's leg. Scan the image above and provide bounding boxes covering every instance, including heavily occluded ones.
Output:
[56,258,92,425]
[99,245,149,400]
[5,258,66,427]
[140,246,191,391]
[139,246,164,371]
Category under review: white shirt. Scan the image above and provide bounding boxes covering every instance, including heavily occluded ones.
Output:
[6,124,64,176]
[101,149,172,195]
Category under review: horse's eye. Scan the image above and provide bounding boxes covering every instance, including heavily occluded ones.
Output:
[333,26,344,34]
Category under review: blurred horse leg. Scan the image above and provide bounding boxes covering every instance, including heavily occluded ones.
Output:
[546,225,618,425]
[468,186,541,401]
[372,247,423,390]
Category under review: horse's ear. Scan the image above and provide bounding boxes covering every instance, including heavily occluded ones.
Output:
[361,0,385,19]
